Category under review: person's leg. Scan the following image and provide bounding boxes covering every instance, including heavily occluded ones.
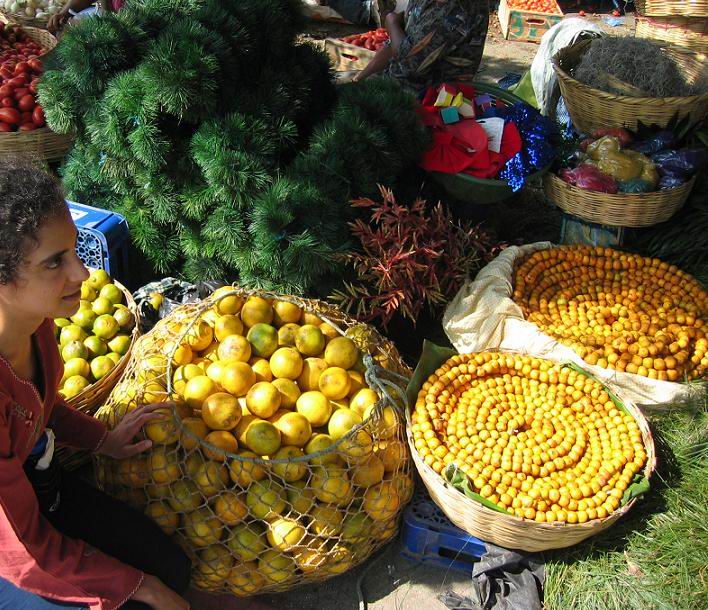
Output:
[0,576,87,610]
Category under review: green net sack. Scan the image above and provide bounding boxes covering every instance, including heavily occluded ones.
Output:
[95,288,412,595]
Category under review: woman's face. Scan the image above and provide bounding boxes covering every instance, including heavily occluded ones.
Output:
[0,206,89,322]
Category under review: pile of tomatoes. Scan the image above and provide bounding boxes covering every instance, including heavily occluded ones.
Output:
[508,0,562,14]
[0,22,46,133]
[340,28,389,52]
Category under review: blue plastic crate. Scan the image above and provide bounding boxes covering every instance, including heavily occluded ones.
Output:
[401,490,486,573]
[68,200,130,282]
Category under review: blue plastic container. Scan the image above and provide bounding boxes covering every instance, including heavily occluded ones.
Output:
[68,201,130,282]
[401,490,486,573]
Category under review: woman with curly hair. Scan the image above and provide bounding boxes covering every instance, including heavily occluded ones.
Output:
[0,162,190,610]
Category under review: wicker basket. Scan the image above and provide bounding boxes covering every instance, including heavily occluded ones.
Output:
[0,9,57,29]
[0,13,57,51]
[543,172,695,228]
[553,39,708,133]
[406,351,657,552]
[635,15,708,55]
[635,0,708,17]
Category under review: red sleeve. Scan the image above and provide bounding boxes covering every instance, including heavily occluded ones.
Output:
[0,394,144,610]
[50,396,108,452]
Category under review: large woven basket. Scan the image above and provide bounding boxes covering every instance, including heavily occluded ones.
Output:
[553,39,708,133]
[0,8,60,29]
[635,0,708,17]
[635,15,708,55]
[406,350,656,552]
[543,172,695,228]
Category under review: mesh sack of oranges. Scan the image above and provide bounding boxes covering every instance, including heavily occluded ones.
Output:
[443,243,707,405]
[405,343,655,551]
[95,288,412,594]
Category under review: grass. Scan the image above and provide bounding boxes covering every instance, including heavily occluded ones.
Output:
[544,387,708,610]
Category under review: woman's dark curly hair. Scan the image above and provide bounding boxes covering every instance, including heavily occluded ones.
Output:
[0,161,67,285]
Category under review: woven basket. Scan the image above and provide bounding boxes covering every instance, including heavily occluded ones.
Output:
[553,39,708,133]
[636,15,708,54]
[635,0,708,17]
[0,9,58,29]
[406,350,656,552]
[0,13,57,51]
[543,172,695,228]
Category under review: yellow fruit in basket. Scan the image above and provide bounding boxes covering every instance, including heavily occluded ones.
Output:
[97,283,121,305]
[267,517,307,552]
[271,446,307,482]
[184,508,223,547]
[106,352,122,366]
[200,341,220,363]
[184,452,206,478]
[312,466,353,506]
[214,315,244,342]
[168,480,201,512]
[227,561,265,596]
[194,461,229,497]
[297,357,328,391]
[227,522,267,562]
[372,518,398,541]
[318,367,351,400]
[145,501,179,535]
[310,504,344,537]
[220,361,256,397]
[295,324,326,357]
[148,447,181,485]
[63,356,90,379]
[259,550,295,584]
[93,314,119,341]
[62,339,89,363]
[143,380,168,405]
[272,378,300,409]
[346,371,365,397]
[296,391,332,427]
[286,479,315,515]
[166,341,192,367]
[184,376,217,410]
[301,311,323,326]
[235,414,257,445]
[186,320,214,352]
[79,284,96,301]
[244,420,281,456]
[229,450,266,487]
[277,323,300,347]
[201,392,241,431]
[113,308,135,332]
[350,389,378,416]
[352,454,385,487]
[144,408,180,445]
[273,300,302,326]
[339,428,374,464]
[83,335,108,359]
[117,456,150,488]
[205,360,225,385]
[107,334,130,355]
[269,347,303,380]
[364,404,398,440]
[137,355,168,384]
[319,322,339,341]
[247,323,279,358]
[293,546,328,574]
[330,398,350,411]
[327,544,353,575]
[241,296,274,328]
[201,308,220,328]
[363,481,400,521]
[91,298,113,317]
[195,545,233,584]
[146,482,170,499]
[328,408,362,440]
[218,335,251,363]
[246,382,281,419]
[341,513,373,543]
[250,357,273,382]
[213,287,245,316]
[60,324,88,347]
[203,430,239,461]
[394,473,414,503]
[246,479,287,520]
[60,375,90,399]
[87,269,110,291]
[305,433,342,466]
[324,337,359,369]
[173,363,203,397]
[214,491,248,525]
[376,440,407,472]
[273,412,312,447]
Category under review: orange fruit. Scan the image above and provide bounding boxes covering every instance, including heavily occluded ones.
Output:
[203,430,238,460]
[295,324,325,357]
[350,388,378,416]
[297,357,328,391]
[300,312,323,326]
[217,335,251,363]
[229,450,267,487]
[319,323,340,341]
[269,347,304,380]
[186,320,214,352]
[220,361,256,397]
[296,391,332,427]
[277,323,300,347]
[214,491,248,525]
[234,414,257,446]
[201,392,242,430]
[266,517,306,552]
[272,378,300,408]
[246,323,279,358]
[180,417,209,451]
[271,446,307,482]
[241,296,274,328]
[214,315,244,342]
[273,301,302,326]
[246,382,282,419]
[319,367,351,400]
[304,433,342,466]
[144,408,180,445]
[212,287,245,315]
[363,481,401,521]
[351,454,385,487]
[311,466,353,506]
[273,411,312,447]
[250,357,273,382]
[324,337,359,369]
[244,420,281,456]
[183,375,217,410]
[347,371,366,397]
[328,407,362,440]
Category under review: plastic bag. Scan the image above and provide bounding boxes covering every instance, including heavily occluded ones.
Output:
[631,131,674,155]
[658,171,687,190]
[652,148,708,177]
[590,127,633,147]
[624,150,659,187]
[595,151,644,181]
[586,135,620,160]
[560,164,619,193]
[619,178,653,193]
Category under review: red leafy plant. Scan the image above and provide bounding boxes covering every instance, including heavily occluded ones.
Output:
[332,186,492,327]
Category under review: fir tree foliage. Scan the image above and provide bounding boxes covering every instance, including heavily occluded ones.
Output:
[41,0,428,293]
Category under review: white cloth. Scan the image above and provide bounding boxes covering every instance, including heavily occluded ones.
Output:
[35,429,56,471]
[531,18,604,116]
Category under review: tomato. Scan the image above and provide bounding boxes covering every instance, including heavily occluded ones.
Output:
[0,67,12,80]
[18,94,34,112]
[0,107,20,124]
[20,111,32,123]
[28,81,38,95]
[0,122,11,132]
[27,58,42,73]
[32,105,44,127]
[7,75,26,88]
[13,87,28,99]
[0,85,13,98]
[19,122,36,131]
[0,97,13,108]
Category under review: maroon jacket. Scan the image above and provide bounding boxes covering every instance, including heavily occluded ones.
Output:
[0,319,143,609]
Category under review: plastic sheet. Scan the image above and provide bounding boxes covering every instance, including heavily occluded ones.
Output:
[631,131,674,155]
[652,148,708,177]
[560,164,618,193]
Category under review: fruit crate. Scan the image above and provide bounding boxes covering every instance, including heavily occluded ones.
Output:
[68,200,130,282]
[324,37,375,72]
[401,489,486,572]
[498,0,563,43]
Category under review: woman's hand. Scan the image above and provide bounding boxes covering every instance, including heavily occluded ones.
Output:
[47,9,71,33]
[97,402,174,460]
[132,574,190,610]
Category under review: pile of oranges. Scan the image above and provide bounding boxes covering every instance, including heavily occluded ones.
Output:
[513,246,707,381]
[411,352,648,524]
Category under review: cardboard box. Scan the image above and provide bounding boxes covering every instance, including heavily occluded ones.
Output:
[325,38,376,72]
[498,0,563,43]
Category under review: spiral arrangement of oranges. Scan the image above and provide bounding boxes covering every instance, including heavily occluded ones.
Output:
[513,246,707,381]
[412,352,648,524]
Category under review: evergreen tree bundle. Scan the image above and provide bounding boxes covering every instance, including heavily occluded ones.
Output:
[40,0,429,293]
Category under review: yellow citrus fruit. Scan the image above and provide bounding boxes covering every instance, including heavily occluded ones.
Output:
[200,341,220,362]
[145,502,179,535]
[277,323,300,347]
[266,517,307,552]
[192,357,211,372]
[214,491,248,525]
[395,473,414,503]
[246,382,282,419]
[186,320,214,352]
[227,523,267,562]
[220,361,256,397]
[163,341,192,368]
[229,450,267,487]
[193,461,229,497]
[372,518,399,541]
[246,323,279,358]
[312,466,353,506]
[273,411,312,447]
[214,314,244,342]
[273,301,302,326]
[324,337,359,369]
[205,360,225,385]
[319,323,340,341]
[142,381,168,405]
[250,357,273,382]
[310,504,344,537]
[246,479,286,520]
[286,479,315,514]
[295,324,326,357]
[376,440,407,472]
[341,513,373,543]
[294,546,328,574]
[173,363,205,396]
[347,371,366,397]
[184,375,217,410]
[328,408,363,440]
[167,480,201,512]
[200,309,220,328]
[297,357,328,391]
[117,457,149,488]
[203,430,238,460]
[148,448,181,485]
[217,335,251,363]
[319,367,351,400]
[269,347,304,380]
[146,482,170,499]
[183,507,223,546]
[241,296,274,328]
[227,561,265,596]
[234,414,257,446]
[296,391,332,427]
[136,354,168,384]
[350,388,378,416]
[144,408,180,445]
[340,428,374,464]
[211,287,244,315]
[301,311,323,326]
[327,545,353,575]
[352,454,385,487]
[364,404,398,439]
[244,420,281,456]
[271,446,307,482]
[184,452,206,478]
[201,392,242,431]
[305,433,342,466]
[173,400,192,420]
[195,545,233,584]
[330,397,350,411]
[267,409,289,424]
[258,550,295,584]
[272,378,300,408]
[363,481,401,521]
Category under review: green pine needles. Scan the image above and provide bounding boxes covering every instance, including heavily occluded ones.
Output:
[40,0,429,293]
